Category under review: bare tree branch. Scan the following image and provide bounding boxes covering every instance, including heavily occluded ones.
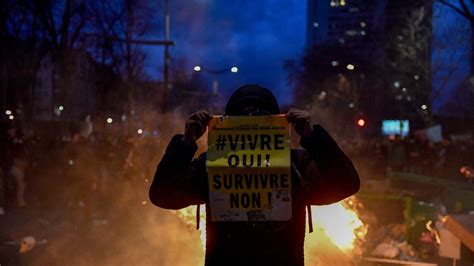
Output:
[438,0,471,19]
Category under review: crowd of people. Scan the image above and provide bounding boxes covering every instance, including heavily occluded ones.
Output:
[1,121,473,218]
[340,134,474,183]
[0,121,164,222]
[0,119,206,265]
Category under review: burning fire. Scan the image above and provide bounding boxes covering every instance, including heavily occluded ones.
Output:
[308,198,366,252]
[175,197,366,264]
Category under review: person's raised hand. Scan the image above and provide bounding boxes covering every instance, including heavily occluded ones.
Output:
[183,110,213,144]
[286,108,312,138]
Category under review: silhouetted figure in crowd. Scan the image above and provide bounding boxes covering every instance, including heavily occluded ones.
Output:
[149,84,360,266]
[66,132,94,226]
[0,123,9,214]
[7,128,28,208]
[387,134,407,172]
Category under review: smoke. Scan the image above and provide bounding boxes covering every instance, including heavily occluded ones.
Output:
[11,107,210,265]
[12,91,363,265]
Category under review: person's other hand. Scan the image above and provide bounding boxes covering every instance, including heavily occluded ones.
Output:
[183,110,213,144]
[286,108,312,138]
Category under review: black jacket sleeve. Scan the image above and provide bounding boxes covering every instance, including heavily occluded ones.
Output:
[149,134,206,210]
[299,125,360,205]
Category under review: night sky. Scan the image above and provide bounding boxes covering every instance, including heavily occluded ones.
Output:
[431,1,471,114]
[141,1,472,114]
[144,0,306,106]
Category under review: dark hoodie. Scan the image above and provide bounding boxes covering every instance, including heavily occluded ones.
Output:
[225,84,280,115]
[149,84,359,266]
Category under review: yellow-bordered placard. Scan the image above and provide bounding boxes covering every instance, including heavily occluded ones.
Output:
[206,115,291,221]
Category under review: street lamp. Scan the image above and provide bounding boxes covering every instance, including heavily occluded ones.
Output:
[192,65,239,95]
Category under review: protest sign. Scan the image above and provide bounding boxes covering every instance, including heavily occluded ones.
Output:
[206,115,291,222]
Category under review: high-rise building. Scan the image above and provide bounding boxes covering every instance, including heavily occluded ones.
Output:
[307,0,387,61]
[306,0,434,122]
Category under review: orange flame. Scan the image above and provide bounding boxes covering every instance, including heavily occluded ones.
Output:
[308,199,366,253]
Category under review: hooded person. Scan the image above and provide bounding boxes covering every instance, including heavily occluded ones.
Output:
[149,84,359,266]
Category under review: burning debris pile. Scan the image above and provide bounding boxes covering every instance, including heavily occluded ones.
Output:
[366,224,420,261]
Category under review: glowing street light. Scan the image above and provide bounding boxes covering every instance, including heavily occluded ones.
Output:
[357,118,365,127]
[137,129,143,134]
[58,105,64,111]
[346,64,355,70]
[193,65,239,98]
[8,115,14,120]
[5,110,12,115]
[106,117,113,124]
[421,104,427,110]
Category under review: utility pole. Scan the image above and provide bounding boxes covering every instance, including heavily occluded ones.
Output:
[163,0,171,112]
[86,0,173,113]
